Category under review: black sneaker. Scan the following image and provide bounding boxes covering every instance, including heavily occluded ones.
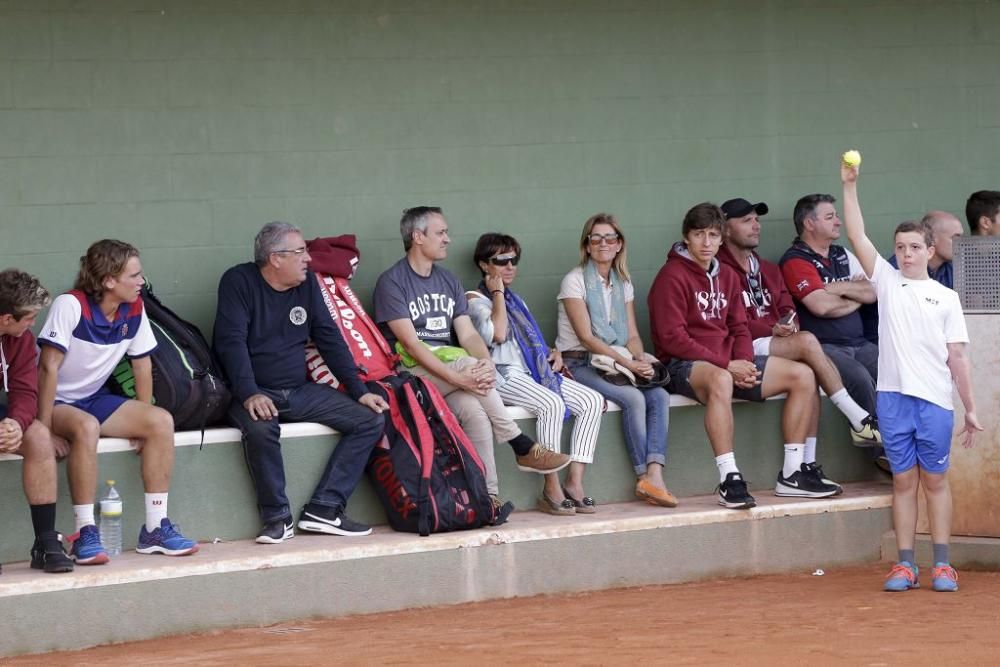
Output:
[489,495,515,527]
[805,462,843,496]
[30,531,75,573]
[256,518,294,545]
[775,464,840,498]
[298,503,372,537]
[717,472,756,509]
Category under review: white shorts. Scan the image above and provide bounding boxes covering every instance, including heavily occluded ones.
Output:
[752,336,772,356]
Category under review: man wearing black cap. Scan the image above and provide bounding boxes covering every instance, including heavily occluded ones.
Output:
[778,194,883,454]
[719,198,882,482]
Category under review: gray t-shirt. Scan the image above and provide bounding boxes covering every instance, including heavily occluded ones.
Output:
[373,257,468,347]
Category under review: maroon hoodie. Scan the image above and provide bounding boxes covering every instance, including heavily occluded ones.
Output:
[648,242,753,368]
[716,244,795,340]
[306,235,360,279]
[1,331,39,431]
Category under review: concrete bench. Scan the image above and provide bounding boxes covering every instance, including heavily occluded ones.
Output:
[0,392,879,564]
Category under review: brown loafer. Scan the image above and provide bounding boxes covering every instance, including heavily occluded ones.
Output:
[635,479,678,508]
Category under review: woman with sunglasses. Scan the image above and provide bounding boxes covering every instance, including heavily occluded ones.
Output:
[467,233,604,515]
[556,213,676,507]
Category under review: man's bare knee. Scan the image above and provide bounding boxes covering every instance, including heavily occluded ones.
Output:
[701,368,734,403]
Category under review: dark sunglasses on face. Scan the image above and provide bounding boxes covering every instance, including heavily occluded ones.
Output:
[489,255,520,267]
[588,233,621,245]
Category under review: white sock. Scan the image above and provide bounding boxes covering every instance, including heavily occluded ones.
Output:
[73,504,95,532]
[145,493,168,531]
[782,444,805,478]
[803,437,818,464]
[829,389,868,431]
[715,452,739,482]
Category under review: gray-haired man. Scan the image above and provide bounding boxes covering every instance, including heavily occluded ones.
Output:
[213,222,389,544]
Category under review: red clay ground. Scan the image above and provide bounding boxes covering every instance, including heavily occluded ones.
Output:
[11,562,1000,666]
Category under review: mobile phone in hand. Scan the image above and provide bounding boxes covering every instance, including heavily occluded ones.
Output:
[779,311,797,326]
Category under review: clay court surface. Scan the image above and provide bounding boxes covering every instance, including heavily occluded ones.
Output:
[11,562,1000,665]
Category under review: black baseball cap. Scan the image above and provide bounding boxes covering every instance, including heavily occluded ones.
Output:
[721,198,768,219]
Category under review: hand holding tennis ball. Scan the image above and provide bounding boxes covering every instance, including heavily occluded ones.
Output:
[842,150,862,167]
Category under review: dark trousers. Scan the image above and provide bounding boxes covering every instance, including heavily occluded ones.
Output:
[822,341,879,416]
[228,383,384,523]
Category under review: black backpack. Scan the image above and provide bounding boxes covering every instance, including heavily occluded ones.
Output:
[106,285,231,437]
[366,373,503,535]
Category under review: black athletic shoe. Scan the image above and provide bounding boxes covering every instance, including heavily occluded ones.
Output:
[805,462,843,496]
[298,503,373,537]
[775,464,840,498]
[490,496,515,526]
[30,531,74,573]
[256,518,294,545]
[717,472,756,509]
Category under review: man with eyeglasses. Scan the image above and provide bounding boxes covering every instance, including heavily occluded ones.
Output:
[719,198,881,483]
[213,221,390,544]
[373,207,571,515]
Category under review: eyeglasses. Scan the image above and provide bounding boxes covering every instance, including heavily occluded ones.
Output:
[489,255,520,267]
[588,233,621,246]
[272,247,307,256]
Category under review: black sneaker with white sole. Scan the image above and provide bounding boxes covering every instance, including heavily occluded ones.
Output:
[256,518,294,544]
[805,462,843,496]
[298,503,373,537]
[717,472,756,509]
[774,464,840,498]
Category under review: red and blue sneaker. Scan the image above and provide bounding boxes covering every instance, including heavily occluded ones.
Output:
[67,524,110,565]
[932,563,959,592]
[136,518,199,556]
[884,561,919,591]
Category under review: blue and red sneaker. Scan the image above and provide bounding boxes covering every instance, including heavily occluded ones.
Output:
[135,518,199,556]
[884,561,919,591]
[67,524,110,565]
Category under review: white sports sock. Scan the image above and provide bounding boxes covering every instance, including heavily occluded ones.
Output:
[803,437,818,464]
[829,389,868,432]
[145,493,168,531]
[782,444,805,478]
[73,504,95,532]
[715,452,739,482]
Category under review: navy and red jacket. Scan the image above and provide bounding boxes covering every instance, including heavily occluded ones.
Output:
[717,244,795,340]
[648,242,753,368]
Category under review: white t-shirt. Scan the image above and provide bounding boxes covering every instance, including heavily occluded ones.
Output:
[871,256,968,410]
[555,266,635,352]
[38,291,157,403]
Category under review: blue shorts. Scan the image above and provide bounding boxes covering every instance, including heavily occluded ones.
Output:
[58,388,128,425]
[876,391,954,474]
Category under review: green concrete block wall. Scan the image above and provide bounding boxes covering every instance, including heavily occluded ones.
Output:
[0,1,997,342]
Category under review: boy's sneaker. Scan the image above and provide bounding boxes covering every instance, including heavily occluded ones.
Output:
[805,462,843,496]
[256,518,294,544]
[136,518,200,556]
[67,524,109,565]
[489,495,515,527]
[298,503,372,536]
[851,415,882,447]
[515,444,571,474]
[873,447,892,475]
[775,464,840,498]
[30,531,74,573]
[884,561,919,591]
[932,563,959,592]
[717,472,756,509]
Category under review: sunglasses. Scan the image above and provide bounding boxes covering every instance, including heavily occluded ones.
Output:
[489,254,520,267]
[588,233,621,245]
[747,274,765,306]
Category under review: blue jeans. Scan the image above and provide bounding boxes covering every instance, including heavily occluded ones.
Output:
[566,358,669,475]
[228,383,385,523]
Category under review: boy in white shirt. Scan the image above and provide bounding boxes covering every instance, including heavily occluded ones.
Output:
[840,159,982,592]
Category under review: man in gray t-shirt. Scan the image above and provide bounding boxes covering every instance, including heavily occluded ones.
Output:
[373,206,570,507]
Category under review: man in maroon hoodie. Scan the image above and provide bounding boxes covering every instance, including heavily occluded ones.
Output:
[0,269,74,573]
[649,203,840,510]
[719,197,884,485]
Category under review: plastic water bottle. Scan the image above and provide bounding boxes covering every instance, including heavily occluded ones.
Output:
[99,480,123,556]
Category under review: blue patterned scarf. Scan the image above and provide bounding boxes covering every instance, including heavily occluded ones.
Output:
[479,282,568,421]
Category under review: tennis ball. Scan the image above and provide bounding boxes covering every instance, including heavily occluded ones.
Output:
[842,150,862,167]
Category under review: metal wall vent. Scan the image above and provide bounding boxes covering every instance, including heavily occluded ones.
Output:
[954,236,1000,312]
